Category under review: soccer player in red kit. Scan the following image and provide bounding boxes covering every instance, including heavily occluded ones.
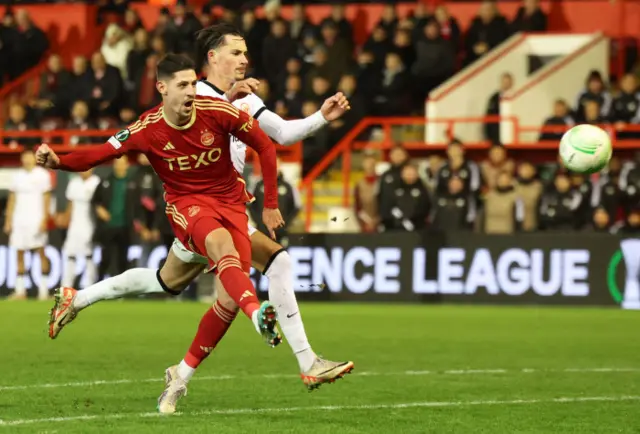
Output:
[37,54,285,412]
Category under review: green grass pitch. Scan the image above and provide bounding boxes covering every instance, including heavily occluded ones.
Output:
[1,301,639,433]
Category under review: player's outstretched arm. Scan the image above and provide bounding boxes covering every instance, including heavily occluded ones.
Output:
[257,92,351,146]
[37,140,124,172]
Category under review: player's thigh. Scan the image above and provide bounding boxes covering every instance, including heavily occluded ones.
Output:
[250,229,283,273]
[159,247,206,292]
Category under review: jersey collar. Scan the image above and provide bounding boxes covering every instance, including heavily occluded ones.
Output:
[199,79,225,96]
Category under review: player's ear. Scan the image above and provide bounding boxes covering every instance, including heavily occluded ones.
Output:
[208,49,216,64]
[156,80,167,96]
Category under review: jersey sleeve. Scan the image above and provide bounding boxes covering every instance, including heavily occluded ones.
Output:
[57,125,145,172]
[242,93,267,119]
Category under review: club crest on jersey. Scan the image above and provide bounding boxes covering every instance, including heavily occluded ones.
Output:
[188,205,200,217]
[240,103,250,114]
[201,130,215,146]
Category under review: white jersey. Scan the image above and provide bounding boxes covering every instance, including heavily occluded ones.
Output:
[66,174,100,234]
[196,80,267,175]
[10,167,51,229]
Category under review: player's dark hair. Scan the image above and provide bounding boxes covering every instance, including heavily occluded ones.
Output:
[156,53,196,80]
[195,23,244,67]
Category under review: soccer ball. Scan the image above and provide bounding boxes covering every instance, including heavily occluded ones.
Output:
[559,124,612,174]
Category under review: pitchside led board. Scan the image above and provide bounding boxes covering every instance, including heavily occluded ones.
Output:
[0,233,638,309]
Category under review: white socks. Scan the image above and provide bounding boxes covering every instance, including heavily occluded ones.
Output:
[265,251,316,372]
[177,360,195,382]
[73,268,164,310]
[14,276,26,297]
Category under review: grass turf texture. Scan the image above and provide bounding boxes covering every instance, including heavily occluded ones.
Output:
[1,301,639,433]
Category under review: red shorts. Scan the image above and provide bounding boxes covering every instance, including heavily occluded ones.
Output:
[165,194,251,272]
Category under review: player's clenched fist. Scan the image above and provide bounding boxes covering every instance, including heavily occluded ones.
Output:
[263,207,285,239]
[225,78,260,102]
[36,144,60,169]
[320,92,351,122]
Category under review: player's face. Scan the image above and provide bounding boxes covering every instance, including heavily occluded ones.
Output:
[21,151,36,169]
[209,36,249,82]
[159,70,198,120]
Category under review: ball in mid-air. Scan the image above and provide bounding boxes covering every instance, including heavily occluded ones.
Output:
[559,124,612,174]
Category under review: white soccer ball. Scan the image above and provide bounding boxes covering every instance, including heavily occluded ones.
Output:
[559,124,613,174]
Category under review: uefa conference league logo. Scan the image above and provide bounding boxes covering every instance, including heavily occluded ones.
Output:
[608,239,640,310]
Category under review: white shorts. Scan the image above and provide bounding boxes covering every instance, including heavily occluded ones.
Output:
[170,223,258,264]
[63,234,93,257]
[9,228,47,251]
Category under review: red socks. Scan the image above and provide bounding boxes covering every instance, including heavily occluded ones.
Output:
[216,255,260,318]
[184,300,237,369]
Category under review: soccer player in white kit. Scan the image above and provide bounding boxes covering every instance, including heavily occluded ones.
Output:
[4,149,52,300]
[59,169,101,288]
[48,24,353,399]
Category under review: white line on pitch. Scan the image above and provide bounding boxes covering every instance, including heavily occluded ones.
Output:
[1,367,639,392]
[1,395,638,427]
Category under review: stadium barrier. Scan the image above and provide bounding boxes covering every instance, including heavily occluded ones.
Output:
[0,232,638,309]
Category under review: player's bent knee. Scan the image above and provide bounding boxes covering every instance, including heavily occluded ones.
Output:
[204,228,238,262]
[214,279,239,312]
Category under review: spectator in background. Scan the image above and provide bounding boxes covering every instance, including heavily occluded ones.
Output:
[373,52,411,116]
[423,154,445,194]
[511,0,547,32]
[379,164,430,232]
[136,53,161,111]
[263,19,297,87]
[300,100,329,176]
[570,173,592,229]
[575,70,612,122]
[298,31,319,65]
[435,141,481,197]
[392,29,415,72]
[31,54,70,119]
[377,3,398,35]
[482,171,523,234]
[354,50,380,106]
[612,74,640,138]
[539,172,582,231]
[588,207,613,233]
[335,74,365,133]
[12,9,49,79]
[464,0,510,65]
[354,154,379,233]
[126,28,151,96]
[411,20,456,105]
[122,7,143,34]
[166,0,202,57]
[118,106,137,128]
[377,145,409,204]
[68,56,91,107]
[87,52,123,117]
[321,4,352,45]
[363,26,392,70]
[620,153,640,212]
[132,154,163,265]
[481,144,515,190]
[305,46,332,93]
[92,157,135,281]
[4,103,38,148]
[583,100,609,126]
[290,3,316,42]
[249,159,301,242]
[275,57,304,96]
[67,100,97,146]
[430,176,476,231]
[539,99,575,141]
[319,21,352,85]
[0,10,16,85]
[309,76,332,105]
[614,206,640,234]
[282,74,304,118]
[433,5,461,51]
[240,9,268,77]
[409,2,430,38]
[150,34,168,60]
[484,72,513,144]
[515,162,543,231]
[101,23,133,79]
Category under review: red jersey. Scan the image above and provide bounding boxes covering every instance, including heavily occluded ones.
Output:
[57,96,278,208]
